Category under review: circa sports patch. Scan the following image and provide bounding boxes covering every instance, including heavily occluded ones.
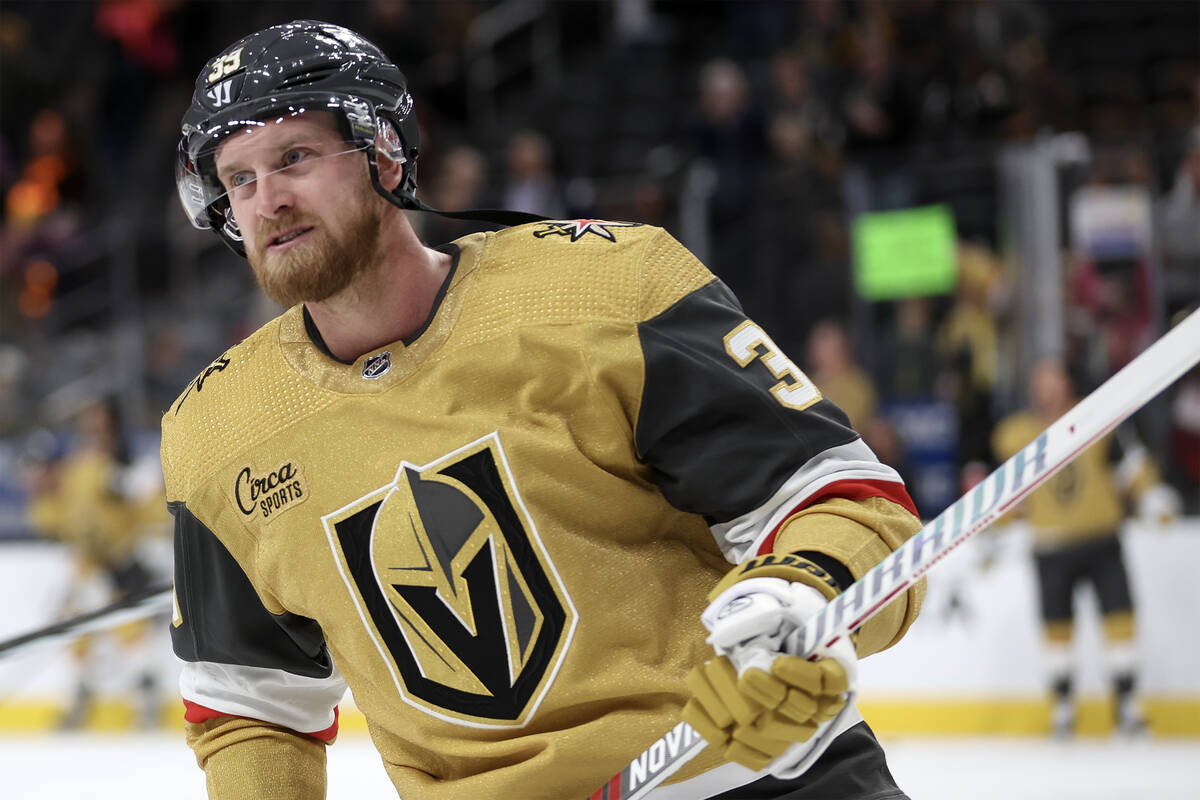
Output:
[532,219,642,242]
[231,460,309,523]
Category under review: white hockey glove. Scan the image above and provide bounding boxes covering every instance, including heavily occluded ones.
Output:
[1137,483,1180,528]
[682,555,860,779]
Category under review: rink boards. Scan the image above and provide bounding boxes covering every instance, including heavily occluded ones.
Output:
[1,518,1198,737]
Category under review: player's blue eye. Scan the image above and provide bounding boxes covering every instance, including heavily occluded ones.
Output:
[230,172,253,188]
[283,149,306,166]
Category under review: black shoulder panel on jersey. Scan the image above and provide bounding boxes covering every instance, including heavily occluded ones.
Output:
[170,501,333,678]
[635,279,858,525]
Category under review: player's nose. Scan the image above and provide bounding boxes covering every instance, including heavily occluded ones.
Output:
[254,171,295,219]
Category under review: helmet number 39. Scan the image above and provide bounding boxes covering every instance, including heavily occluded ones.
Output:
[208,49,243,84]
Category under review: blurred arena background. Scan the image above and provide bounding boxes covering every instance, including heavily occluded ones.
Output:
[0,1,1197,797]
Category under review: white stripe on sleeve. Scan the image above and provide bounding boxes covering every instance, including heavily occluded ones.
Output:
[709,439,903,563]
[180,659,347,735]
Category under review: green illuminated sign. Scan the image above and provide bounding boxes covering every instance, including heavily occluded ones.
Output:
[852,205,957,300]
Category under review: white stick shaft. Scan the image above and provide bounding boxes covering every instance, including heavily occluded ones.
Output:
[802,308,1199,656]
[595,308,1200,800]
[0,584,172,660]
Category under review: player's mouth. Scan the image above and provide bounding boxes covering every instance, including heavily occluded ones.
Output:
[268,226,314,250]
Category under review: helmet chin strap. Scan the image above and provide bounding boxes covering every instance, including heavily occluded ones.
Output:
[413,197,550,227]
[367,142,550,228]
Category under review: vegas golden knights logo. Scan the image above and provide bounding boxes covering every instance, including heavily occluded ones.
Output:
[322,433,577,727]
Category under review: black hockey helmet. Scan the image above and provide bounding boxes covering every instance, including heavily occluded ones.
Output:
[177,20,544,256]
[177,20,420,255]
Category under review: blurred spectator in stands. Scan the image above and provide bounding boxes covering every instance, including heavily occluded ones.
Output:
[953,0,1051,141]
[993,359,1179,739]
[22,397,169,729]
[92,0,181,179]
[768,47,844,155]
[880,296,941,401]
[4,108,86,226]
[687,57,768,316]
[364,0,474,128]
[796,0,853,72]
[838,21,920,218]
[144,322,196,419]
[758,108,846,356]
[937,242,1006,471]
[502,129,565,219]
[0,344,29,435]
[640,175,670,223]
[419,144,499,245]
[997,27,1076,140]
[1066,145,1158,390]
[1,108,90,321]
[611,0,666,48]
[1157,127,1200,315]
[805,318,878,432]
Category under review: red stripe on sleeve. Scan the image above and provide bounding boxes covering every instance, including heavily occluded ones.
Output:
[755,478,919,556]
[182,700,340,742]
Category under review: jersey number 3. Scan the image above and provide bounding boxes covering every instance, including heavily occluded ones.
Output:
[724,321,822,410]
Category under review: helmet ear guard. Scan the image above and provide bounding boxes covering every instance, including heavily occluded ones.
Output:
[367,115,420,210]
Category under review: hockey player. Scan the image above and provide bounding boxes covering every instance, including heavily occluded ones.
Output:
[167,21,925,799]
[993,358,1178,738]
[25,398,169,729]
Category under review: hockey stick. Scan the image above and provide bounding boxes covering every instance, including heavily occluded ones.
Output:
[0,582,172,661]
[587,308,1200,800]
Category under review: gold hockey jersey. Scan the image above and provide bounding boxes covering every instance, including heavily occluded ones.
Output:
[163,221,923,800]
[992,412,1158,548]
[28,449,167,571]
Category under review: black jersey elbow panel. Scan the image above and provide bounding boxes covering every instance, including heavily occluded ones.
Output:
[635,280,859,525]
[169,501,333,679]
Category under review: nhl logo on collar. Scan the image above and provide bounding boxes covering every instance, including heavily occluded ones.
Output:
[362,351,392,380]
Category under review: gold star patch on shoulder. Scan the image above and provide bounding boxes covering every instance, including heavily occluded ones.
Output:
[532,219,641,242]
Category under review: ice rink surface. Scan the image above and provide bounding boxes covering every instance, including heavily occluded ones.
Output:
[1,731,1197,800]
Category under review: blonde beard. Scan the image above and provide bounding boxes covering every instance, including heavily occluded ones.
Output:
[249,199,383,308]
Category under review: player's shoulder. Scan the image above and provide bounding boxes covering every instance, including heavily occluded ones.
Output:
[163,317,279,419]
[469,220,714,321]
[477,219,664,278]
[490,218,663,251]
[160,313,317,489]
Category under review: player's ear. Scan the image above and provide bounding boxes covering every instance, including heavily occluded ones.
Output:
[376,148,404,192]
[374,119,405,192]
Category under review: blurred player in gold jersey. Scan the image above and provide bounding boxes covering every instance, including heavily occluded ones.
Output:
[24,398,169,728]
[167,21,926,800]
[993,359,1178,738]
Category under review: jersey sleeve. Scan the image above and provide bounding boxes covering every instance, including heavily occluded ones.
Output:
[186,715,328,800]
[170,500,347,738]
[631,230,924,652]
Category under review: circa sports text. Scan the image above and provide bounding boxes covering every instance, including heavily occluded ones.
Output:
[235,462,306,520]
